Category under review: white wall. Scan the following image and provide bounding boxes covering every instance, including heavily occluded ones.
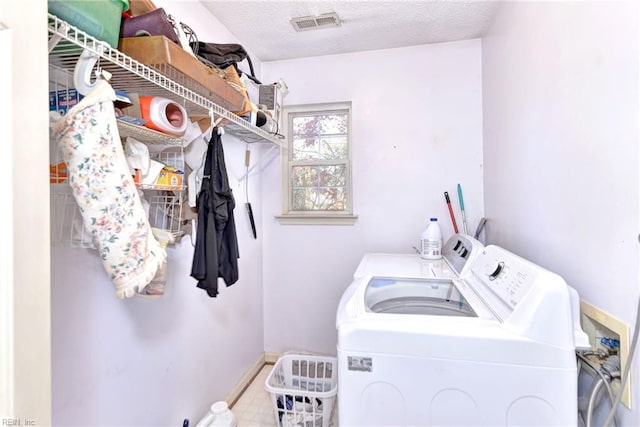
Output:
[261,40,484,355]
[482,1,639,424]
[51,1,269,425]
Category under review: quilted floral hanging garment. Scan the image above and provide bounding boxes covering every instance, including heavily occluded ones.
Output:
[53,80,166,299]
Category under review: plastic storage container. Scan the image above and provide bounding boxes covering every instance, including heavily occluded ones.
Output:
[195,401,236,427]
[420,217,442,260]
[266,354,338,427]
[48,0,130,47]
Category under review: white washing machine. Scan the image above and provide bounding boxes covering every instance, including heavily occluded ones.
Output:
[338,234,484,325]
[353,234,484,281]
[336,244,588,426]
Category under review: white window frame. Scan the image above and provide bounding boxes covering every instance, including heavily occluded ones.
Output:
[276,101,357,225]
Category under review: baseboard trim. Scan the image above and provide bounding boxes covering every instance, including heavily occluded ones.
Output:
[226,352,283,408]
[264,352,280,364]
[226,353,266,407]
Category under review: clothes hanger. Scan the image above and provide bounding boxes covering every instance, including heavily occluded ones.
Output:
[73,48,112,96]
[187,109,217,246]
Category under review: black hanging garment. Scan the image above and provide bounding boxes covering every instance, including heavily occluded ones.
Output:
[191,128,239,297]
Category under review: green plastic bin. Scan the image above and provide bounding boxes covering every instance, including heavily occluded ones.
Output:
[48,0,130,48]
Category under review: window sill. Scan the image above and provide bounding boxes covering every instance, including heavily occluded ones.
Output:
[275,213,359,226]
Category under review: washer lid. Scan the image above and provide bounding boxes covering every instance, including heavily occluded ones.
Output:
[365,277,477,317]
[353,253,455,280]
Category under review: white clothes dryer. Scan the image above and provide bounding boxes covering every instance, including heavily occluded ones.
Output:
[336,244,587,426]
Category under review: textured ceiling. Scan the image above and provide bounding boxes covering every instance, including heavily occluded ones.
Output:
[200,1,501,62]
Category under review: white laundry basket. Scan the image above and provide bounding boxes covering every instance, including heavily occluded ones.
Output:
[265,354,338,427]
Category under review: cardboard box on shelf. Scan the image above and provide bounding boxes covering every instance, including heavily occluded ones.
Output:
[224,66,252,116]
[118,36,246,112]
[128,0,157,16]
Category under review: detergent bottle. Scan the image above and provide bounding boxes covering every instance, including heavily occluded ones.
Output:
[195,401,236,427]
[420,218,442,260]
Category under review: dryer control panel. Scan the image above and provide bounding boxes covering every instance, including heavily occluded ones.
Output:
[468,245,570,326]
[478,253,534,311]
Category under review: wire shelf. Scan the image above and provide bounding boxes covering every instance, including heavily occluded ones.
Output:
[49,58,187,245]
[146,192,185,237]
[50,188,187,248]
[47,13,284,145]
[117,119,184,146]
[50,189,95,248]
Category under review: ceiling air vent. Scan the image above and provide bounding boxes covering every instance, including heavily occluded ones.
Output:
[290,12,341,32]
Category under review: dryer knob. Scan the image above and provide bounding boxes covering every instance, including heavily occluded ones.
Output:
[485,262,504,281]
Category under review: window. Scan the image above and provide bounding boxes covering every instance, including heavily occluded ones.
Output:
[277,102,357,225]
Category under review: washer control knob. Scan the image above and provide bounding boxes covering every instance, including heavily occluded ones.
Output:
[485,261,505,281]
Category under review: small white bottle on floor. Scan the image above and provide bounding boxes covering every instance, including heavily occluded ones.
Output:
[420,218,442,260]
[195,401,236,427]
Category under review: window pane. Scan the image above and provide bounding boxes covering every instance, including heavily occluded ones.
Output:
[292,188,346,211]
[292,112,348,161]
[321,137,348,160]
[292,137,319,161]
[291,165,347,211]
[319,165,346,186]
[292,136,347,161]
[292,113,347,136]
[292,165,318,187]
[292,165,346,187]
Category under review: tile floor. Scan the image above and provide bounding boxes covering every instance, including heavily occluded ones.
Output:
[232,365,277,426]
[231,364,337,427]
